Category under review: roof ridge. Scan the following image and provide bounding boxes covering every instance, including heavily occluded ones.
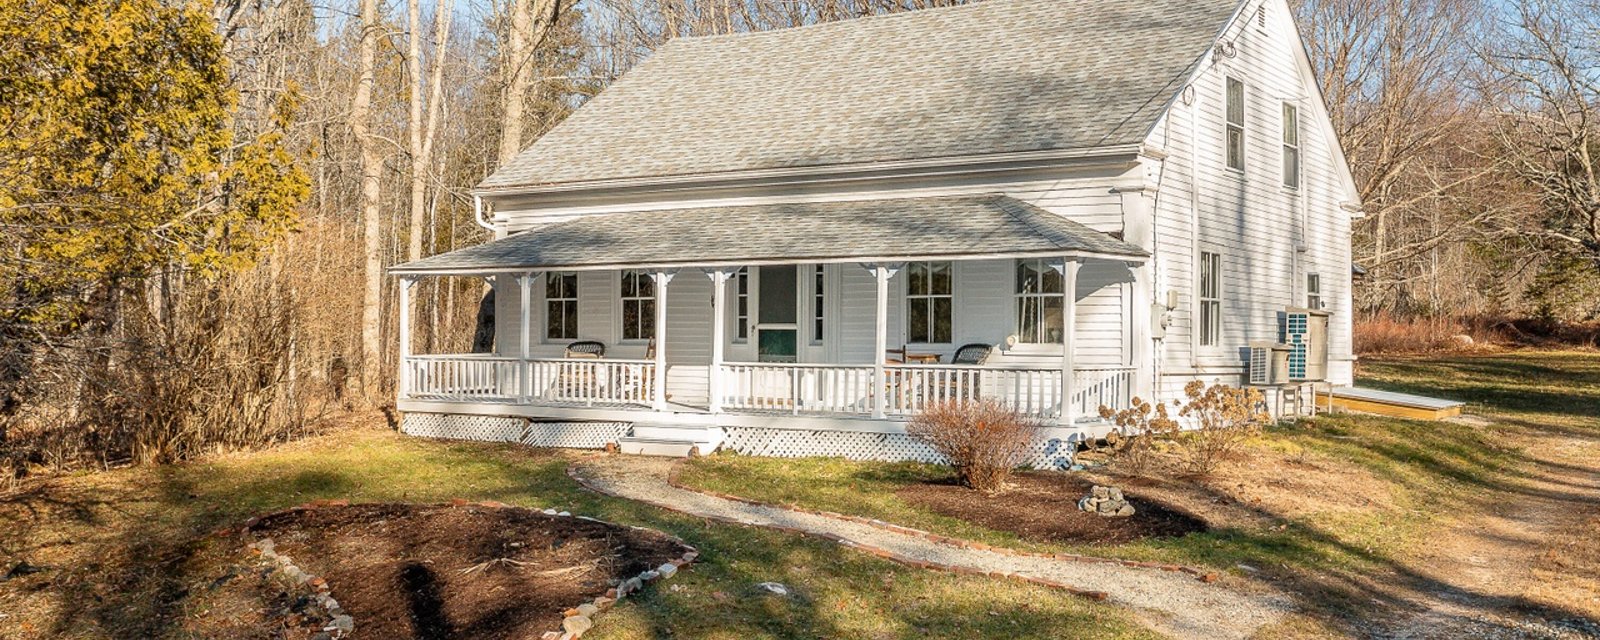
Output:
[667,0,1032,45]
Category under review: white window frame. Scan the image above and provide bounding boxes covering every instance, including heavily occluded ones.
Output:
[1014,258,1066,344]
[1282,102,1300,189]
[905,261,953,345]
[619,269,655,342]
[545,272,578,341]
[1306,272,1322,309]
[811,265,825,346]
[1199,251,1223,348]
[1225,76,1246,173]
[732,267,749,344]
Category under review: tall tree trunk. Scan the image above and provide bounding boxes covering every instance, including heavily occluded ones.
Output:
[406,0,452,262]
[352,0,384,397]
[497,0,564,167]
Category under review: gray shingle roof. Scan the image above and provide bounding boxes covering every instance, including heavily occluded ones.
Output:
[390,195,1147,274]
[480,0,1241,190]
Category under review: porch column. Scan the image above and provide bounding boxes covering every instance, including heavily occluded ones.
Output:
[651,270,676,411]
[704,268,732,413]
[397,275,418,402]
[865,264,900,419]
[1058,259,1081,426]
[517,272,535,401]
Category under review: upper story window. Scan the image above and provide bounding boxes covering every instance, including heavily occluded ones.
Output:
[1015,259,1065,344]
[1282,102,1300,189]
[906,262,953,344]
[620,270,655,341]
[1306,272,1322,309]
[812,265,825,345]
[733,267,749,343]
[1199,252,1223,347]
[1226,77,1246,172]
[545,272,578,340]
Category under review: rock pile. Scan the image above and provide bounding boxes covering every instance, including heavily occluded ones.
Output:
[1078,485,1135,517]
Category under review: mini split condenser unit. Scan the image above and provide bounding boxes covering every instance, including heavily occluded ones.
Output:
[1250,308,1331,386]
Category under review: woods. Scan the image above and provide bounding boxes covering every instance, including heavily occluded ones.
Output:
[1,0,1598,477]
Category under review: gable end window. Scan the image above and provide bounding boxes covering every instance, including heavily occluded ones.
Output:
[620,270,655,341]
[906,262,952,344]
[1282,102,1300,189]
[1226,77,1246,172]
[1015,259,1065,343]
[545,272,578,341]
[1199,252,1223,347]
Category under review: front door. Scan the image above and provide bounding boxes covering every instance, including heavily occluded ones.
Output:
[755,265,798,363]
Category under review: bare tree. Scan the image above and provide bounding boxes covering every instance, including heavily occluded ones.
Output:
[352,0,384,395]
[499,0,567,167]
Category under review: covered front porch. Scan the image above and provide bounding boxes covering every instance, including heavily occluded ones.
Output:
[390,195,1150,431]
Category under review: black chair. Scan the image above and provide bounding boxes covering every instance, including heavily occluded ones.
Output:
[951,343,994,366]
[564,340,606,359]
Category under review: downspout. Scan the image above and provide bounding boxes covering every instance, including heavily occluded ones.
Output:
[472,194,495,231]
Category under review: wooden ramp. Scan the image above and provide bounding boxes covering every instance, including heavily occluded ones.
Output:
[1328,387,1465,420]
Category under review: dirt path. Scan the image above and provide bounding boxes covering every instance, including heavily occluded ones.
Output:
[570,456,1291,640]
[1381,431,1600,639]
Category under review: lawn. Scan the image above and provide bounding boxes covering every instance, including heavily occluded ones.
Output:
[2,351,1595,639]
[677,351,1600,634]
[0,419,1158,640]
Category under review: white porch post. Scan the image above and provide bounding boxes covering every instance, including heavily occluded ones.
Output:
[1058,259,1081,426]
[866,264,900,419]
[651,270,676,411]
[705,268,731,413]
[397,276,417,402]
[517,272,535,401]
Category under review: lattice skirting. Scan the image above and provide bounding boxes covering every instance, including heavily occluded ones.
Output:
[722,427,1079,469]
[401,413,627,450]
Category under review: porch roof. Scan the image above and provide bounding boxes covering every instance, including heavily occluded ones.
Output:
[389,194,1148,275]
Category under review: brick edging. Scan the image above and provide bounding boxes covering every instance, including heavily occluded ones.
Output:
[217,498,698,640]
[654,462,1218,584]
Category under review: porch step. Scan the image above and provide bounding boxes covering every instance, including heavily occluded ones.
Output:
[629,423,725,452]
[616,436,701,457]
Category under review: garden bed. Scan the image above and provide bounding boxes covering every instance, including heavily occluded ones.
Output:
[195,501,694,639]
[896,473,1208,545]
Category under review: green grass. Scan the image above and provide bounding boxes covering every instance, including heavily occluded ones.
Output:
[0,424,1159,640]
[677,351,1600,629]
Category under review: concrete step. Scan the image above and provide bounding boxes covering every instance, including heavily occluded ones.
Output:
[629,424,724,452]
[617,436,700,457]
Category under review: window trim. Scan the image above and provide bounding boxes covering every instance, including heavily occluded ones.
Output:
[618,269,655,343]
[1306,272,1322,310]
[731,267,750,344]
[1014,258,1067,345]
[904,261,954,345]
[544,271,579,342]
[1225,76,1246,173]
[1282,101,1300,189]
[811,265,825,346]
[1198,251,1223,348]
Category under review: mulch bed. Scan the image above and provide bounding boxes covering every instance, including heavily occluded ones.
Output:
[896,473,1208,545]
[217,503,690,639]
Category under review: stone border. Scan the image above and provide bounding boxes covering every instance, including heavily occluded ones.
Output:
[564,460,1217,598]
[248,537,354,637]
[220,498,698,640]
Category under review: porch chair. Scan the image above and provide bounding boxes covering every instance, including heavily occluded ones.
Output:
[951,343,994,366]
[564,340,606,359]
[937,343,995,404]
[555,340,606,401]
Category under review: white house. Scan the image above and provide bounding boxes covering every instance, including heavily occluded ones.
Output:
[389,0,1361,464]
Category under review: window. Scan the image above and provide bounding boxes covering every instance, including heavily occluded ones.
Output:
[733,267,749,342]
[1226,77,1246,172]
[545,272,578,341]
[1199,252,1222,347]
[1015,259,1065,343]
[906,262,953,344]
[1282,102,1300,188]
[620,270,655,341]
[1306,272,1322,309]
[811,265,825,345]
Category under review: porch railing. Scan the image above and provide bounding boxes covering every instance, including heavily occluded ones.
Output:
[404,355,655,407]
[1070,366,1137,420]
[720,363,876,414]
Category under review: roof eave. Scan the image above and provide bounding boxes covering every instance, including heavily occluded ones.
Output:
[470,144,1145,198]
[389,247,1149,278]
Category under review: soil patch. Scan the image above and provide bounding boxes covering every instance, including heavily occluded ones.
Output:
[210,503,690,639]
[896,473,1208,545]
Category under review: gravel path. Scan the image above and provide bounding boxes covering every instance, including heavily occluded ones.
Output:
[571,456,1291,640]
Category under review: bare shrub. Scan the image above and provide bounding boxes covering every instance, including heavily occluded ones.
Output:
[1354,312,1475,354]
[1099,397,1179,475]
[906,399,1038,493]
[1174,381,1271,476]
